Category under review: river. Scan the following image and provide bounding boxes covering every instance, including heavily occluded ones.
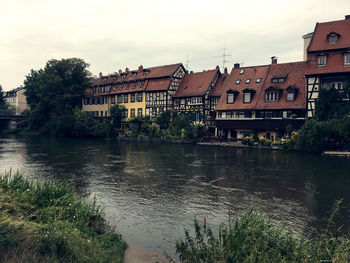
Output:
[0,135,349,257]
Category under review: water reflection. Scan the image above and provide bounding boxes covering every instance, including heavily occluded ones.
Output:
[0,135,349,257]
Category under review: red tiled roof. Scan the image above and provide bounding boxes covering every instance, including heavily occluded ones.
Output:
[308,18,350,52]
[174,69,218,97]
[209,73,229,96]
[215,65,270,111]
[256,62,306,110]
[146,78,171,91]
[305,50,350,75]
[91,63,182,87]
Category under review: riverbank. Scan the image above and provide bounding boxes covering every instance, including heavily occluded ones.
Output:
[0,171,126,262]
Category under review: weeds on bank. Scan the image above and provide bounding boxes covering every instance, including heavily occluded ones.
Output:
[0,171,126,263]
[175,203,350,263]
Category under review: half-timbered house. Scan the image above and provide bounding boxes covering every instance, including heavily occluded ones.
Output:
[304,15,350,118]
[173,68,221,127]
[82,63,185,119]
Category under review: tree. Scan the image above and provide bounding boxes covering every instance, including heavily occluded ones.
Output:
[315,83,350,121]
[0,85,7,110]
[155,110,171,129]
[110,104,127,130]
[24,58,92,136]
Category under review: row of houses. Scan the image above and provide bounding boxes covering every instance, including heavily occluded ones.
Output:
[83,15,350,140]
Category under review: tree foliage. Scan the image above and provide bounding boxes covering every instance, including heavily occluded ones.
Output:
[24,58,91,136]
[315,83,350,121]
[0,85,7,110]
[110,104,127,130]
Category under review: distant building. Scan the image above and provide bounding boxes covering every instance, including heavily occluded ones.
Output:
[4,87,28,115]
[305,15,350,118]
[215,58,306,140]
[83,63,186,119]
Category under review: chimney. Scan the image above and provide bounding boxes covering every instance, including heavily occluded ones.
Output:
[125,67,129,74]
[234,63,240,68]
[271,56,278,64]
[138,65,143,72]
[345,15,350,20]
[216,65,220,70]
[99,72,103,78]
[118,69,122,74]
[224,67,228,74]
[190,71,193,74]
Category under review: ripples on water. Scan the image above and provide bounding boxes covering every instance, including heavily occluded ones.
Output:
[0,135,350,257]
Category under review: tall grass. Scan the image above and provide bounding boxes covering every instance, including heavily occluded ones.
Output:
[175,205,350,263]
[0,171,126,262]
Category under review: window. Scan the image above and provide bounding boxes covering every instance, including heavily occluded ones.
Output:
[137,108,142,116]
[266,92,279,101]
[146,93,150,102]
[125,109,128,118]
[126,84,130,90]
[272,78,278,83]
[119,84,123,90]
[111,96,115,104]
[317,55,327,67]
[287,91,294,101]
[256,78,262,83]
[140,81,144,88]
[240,69,245,75]
[124,94,128,103]
[145,108,150,116]
[227,92,235,104]
[191,97,202,105]
[113,86,116,91]
[117,95,123,103]
[235,79,241,84]
[243,92,251,103]
[136,93,142,102]
[329,34,338,44]
[245,79,251,84]
[132,82,136,89]
[130,93,135,102]
[278,78,285,83]
[130,109,135,117]
[331,82,343,90]
[236,112,245,118]
[160,92,164,101]
[344,54,350,65]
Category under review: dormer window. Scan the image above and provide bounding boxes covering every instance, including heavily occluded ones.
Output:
[344,53,350,65]
[243,92,251,103]
[119,84,123,90]
[126,84,130,90]
[317,55,327,67]
[245,79,251,84]
[132,82,136,89]
[239,69,245,75]
[140,81,144,88]
[272,78,278,83]
[328,32,339,44]
[235,79,241,84]
[265,87,281,102]
[227,90,238,104]
[256,78,262,83]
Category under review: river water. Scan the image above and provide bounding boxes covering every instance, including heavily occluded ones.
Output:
[0,135,349,257]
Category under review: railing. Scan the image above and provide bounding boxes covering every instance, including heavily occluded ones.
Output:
[0,109,17,116]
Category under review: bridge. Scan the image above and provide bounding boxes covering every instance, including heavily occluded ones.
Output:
[0,110,26,129]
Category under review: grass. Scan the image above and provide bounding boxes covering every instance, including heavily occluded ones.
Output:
[0,171,126,263]
[175,203,350,263]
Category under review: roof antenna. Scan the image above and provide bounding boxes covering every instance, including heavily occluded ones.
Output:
[215,41,232,69]
[185,52,191,72]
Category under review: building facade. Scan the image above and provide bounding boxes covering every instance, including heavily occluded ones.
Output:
[305,15,350,118]
[83,63,186,119]
[4,87,28,115]
[215,59,307,140]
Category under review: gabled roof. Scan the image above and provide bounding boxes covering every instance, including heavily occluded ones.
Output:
[209,73,228,97]
[305,50,350,75]
[91,63,182,87]
[215,65,270,111]
[308,18,350,52]
[174,69,218,98]
[256,62,306,110]
[146,78,171,91]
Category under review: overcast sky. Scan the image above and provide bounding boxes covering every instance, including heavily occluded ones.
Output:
[1,0,349,91]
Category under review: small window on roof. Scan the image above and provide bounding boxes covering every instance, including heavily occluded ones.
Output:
[328,33,338,44]
[239,69,245,75]
[235,79,241,84]
[245,79,251,84]
[256,78,262,83]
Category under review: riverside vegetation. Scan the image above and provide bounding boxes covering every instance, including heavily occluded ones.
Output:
[174,203,350,263]
[0,171,126,262]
